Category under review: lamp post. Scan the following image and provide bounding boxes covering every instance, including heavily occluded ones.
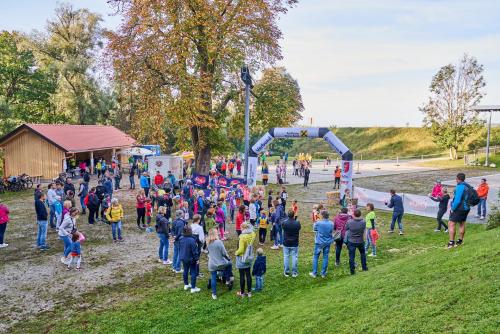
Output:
[472,105,500,166]
[241,65,253,181]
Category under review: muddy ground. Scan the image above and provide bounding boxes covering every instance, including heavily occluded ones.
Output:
[0,167,493,332]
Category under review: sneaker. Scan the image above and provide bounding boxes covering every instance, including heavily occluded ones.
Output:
[270,245,279,250]
[165,259,172,265]
[184,284,192,291]
[456,239,463,246]
[162,261,169,265]
[202,249,209,254]
[284,272,290,277]
[158,259,163,263]
[0,243,9,248]
[175,270,184,274]
[190,287,201,293]
[368,253,375,257]
[247,292,252,298]
[236,291,246,297]
[334,261,340,267]
[447,241,455,249]
[41,245,51,250]
[321,274,326,278]
[434,229,441,232]
[279,245,283,248]
[474,214,480,218]
[309,272,317,278]
[444,229,448,233]
[292,273,298,278]
[399,231,404,235]
[60,256,67,264]
[212,294,217,300]
[480,216,485,220]
[388,230,394,234]
[118,238,124,242]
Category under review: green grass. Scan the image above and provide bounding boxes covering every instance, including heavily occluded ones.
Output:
[286,126,500,160]
[13,202,499,334]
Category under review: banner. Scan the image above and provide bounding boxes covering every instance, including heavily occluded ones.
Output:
[251,132,274,154]
[323,131,349,156]
[229,178,246,187]
[272,127,320,138]
[340,160,353,197]
[191,173,209,188]
[354,187,448,219]
[217,176,230,188]
[246,156,258,187]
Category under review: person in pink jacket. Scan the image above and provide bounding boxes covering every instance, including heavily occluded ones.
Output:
[215,201,226,240]
[0,199,10,248]
[333,208,351,266]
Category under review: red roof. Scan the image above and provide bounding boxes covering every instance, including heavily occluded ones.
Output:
[1,124,136,152]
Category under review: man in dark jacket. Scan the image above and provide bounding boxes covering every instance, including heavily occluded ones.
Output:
[35,193,50,250]
[282,210,301,277]
[346,209,367,275]
[172,210,187,273]
[179,226,200,293]
[103,175,113,197]
[63,178,75,200]
[95,181,106,221]
[303,166,310,188]
[82,169,90,184]
[386,189,404,235]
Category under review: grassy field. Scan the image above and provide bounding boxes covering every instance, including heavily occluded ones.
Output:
[286,126,500,159]
[8,181,498,334]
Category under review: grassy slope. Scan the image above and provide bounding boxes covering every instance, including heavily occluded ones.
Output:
[19,210,499,334]
[288,127,500,159]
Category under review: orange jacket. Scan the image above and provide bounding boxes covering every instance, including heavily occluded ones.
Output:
[335,169,341,178]
[477,183,489,198]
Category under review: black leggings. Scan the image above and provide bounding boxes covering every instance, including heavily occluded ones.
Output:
[239,268,252,293]
[259,228,267,243]
[436,209,448,230]
[137,207,146,227]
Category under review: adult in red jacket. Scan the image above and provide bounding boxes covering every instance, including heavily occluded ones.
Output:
[154,171,164,187]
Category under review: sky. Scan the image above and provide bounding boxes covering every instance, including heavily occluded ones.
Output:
[1,0,500,127]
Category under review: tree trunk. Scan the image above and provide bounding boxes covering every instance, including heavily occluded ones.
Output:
[191,125,211,175]
[449,147,454,160]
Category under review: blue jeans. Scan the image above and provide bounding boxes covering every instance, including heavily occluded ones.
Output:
[157,233,169,261]
[172,241,181,271]
[348,242,368,274]
[274,225,283,246]
[79,196,86,212]
[49,204,56,228]
[59,235,72,257]
[283,246,299,275]
[477,198,487,217]
[129,175,135,189]
[111,221,122,240]
[255,275,264,291]
[312,243,331,276]
[37,220,48,247]
[365,229,376,255]
[390,212,404,231]
[182,260,197,288]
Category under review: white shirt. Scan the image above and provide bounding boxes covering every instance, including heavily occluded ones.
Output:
[249,203,257,220]
[191,223,205,244]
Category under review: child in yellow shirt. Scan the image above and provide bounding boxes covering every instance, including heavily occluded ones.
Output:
[258,211,269,245]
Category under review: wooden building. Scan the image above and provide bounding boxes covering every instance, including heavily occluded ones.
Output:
[0,124,136,180]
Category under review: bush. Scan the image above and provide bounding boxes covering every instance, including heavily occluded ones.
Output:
[313,152,335,159]
[486,190,500,230]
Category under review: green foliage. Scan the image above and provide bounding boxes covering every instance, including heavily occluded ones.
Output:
[486,192,500,230]
[421,54,486,159]
[0,31,60,135]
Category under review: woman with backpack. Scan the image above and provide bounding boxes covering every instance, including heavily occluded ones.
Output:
[85,188,99,225]
[235,222,255,297]
[59,207,79,264]
[105,198,124,242]
[77,179,88,215]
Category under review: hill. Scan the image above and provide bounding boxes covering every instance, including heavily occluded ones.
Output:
[287,126,500,159]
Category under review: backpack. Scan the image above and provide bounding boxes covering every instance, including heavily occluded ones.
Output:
[83,194,89,206]
[463,183,480,207]
[241,243,254,265]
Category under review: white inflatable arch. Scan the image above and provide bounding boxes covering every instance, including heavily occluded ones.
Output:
[247,127,353,195]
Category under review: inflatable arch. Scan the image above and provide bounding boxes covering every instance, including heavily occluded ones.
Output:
[247,127,353,195]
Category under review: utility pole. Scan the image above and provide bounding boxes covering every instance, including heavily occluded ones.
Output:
[241,65,253,181]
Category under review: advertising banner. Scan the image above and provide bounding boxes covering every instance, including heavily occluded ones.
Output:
[246,156,259,187]
[354,187,448,219]
[273,128,320,139]
[340,160,354,195]
[191,173,209,188]
[217,176,231,188]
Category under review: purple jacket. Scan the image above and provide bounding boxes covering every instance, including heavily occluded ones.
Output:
[334,213,350,239]
[215,207,225,225]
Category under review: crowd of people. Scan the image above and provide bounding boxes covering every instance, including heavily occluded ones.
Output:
[0,162,488,299]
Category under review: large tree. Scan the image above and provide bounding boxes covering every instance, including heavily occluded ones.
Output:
[0,31,59,135]
[421,54,486,159]
[107,0,298,174]
[30,3,109,125]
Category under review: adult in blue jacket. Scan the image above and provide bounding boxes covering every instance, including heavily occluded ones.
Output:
[310,210,334,278]
[448,173,470,248]
[103,176,113,198]
[172,210,187,272]
[140,172,150,197]
[386,189,404,235]
[179,225,201,293]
